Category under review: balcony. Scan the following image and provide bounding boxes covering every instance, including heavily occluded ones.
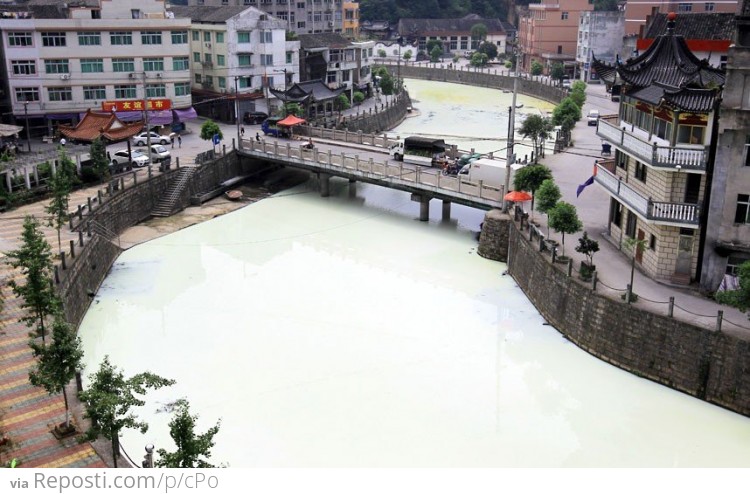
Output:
[594,163,701,227]
[597,115,708,172]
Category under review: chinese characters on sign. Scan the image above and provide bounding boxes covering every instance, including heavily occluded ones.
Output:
[101,99,172,112]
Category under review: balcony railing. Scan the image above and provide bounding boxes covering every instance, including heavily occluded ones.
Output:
[594,163,701,226]
[597,116,708,172]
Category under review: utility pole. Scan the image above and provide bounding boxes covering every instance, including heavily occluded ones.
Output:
[23,100,30,152]
[142,72,152,165]
[234,76,241,145]
[504,72,518,212]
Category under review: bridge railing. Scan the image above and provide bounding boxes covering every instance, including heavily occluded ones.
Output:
[243,138,504,207]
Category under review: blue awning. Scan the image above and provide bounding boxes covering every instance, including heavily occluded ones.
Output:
[173,107,197,122]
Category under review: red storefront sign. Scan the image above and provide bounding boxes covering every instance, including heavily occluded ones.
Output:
[101,99,172,112]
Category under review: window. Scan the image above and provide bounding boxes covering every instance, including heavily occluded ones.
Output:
[649,234,656,250]
[678,3,692,11]
[239,77,251,88]
[745,136,750,166]
[634,161,647,182]
[78,32,101,46]
[217,54,225,66]
[260,31,273,43]
[141,31,162,45]
[45,59,69,74]
[15,87,39,102]
[737,194,750,223]
[297,1,305,6]
[238,32,250,43]
[47,87,72,101]
[720,55,728,70]
[42,32,66,47]
[204,53,212,64]
[705,2,715,11]
[192,31,200,41]
[146,84,166,98]
[172,31,188,44]
[218,77,226,89]
[114,85,137,99]
[91,9,101,19]
[195,73,202,84]
[174,82,191,96]
[677,125,705,144]
[112,58,135,73]
[143,57,164,72]
[611,200,623,227]
[216,32,224,43]
[83,86,106,100]
[298,21,306,29]
[194,52,201,63]
[204,32,211,42]
[203,75,213,87]
[110,32,133,45]
[173,56,189,71]
[561,12,569,20]
[81,59,104,73]
[131,9,141,19]
[286,51,293,64]
[327,72,337,84]
[11,60,36,76]
[261,54,273,66]
[238,54,252,66]
[8,32,32,46]
[727,255,750,275]
[625,211,637,238]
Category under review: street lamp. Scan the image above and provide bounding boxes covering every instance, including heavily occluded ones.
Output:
[234,76,243,144]
[22,100,31,153]
[143,444,154,468]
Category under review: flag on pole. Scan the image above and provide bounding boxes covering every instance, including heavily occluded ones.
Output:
[576,162,599,198]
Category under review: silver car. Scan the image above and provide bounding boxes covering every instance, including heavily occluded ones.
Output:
[111,149,150,168]
[149,144,171,163]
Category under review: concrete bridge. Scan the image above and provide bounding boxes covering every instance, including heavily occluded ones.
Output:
[237,138,505,221]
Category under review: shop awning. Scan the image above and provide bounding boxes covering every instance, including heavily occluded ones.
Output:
[173,107,197,122]
[148,110,173,125]
[277,115,306,127]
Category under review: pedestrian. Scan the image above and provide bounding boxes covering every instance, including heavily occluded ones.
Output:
[59,137,66,147]
[241,126,245,137]
[255,132,260,142]
[177,135,182,148]
[171,136,175,149]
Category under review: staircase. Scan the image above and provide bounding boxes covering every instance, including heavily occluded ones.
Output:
[151,167,196,218]
[88,220,122,248]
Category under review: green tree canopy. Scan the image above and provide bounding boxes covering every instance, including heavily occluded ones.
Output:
[571,80,587,94]
[429,44,444,62]
[283,102,304,117]
[477,41,498,60]
[45,164,71,254]
[551,63,566,84]
[716,261,750,311]
[80,356,175,467]
[535,178,561,227]
[379,70,395,95]
[470,52,489,67]
[575,231,600,266]
[6,215,59,343]
[513,164,553,212]
[352,91,365,105]
[335,94,351,112]
[471,23,488,43]
[29,314,84,430]
[200,120,223,143]
[403,50,412,61]
[530,60,544,76]
[426,39,443,54]
[89,137,109,182]
[155,399,221,468]
[519,115,553,164]
[378,49,387,58]
[569,87,586,108]
[548,202,583,256]
[552,97,582,131]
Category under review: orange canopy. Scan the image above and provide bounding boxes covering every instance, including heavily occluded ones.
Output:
[277,115,306,127]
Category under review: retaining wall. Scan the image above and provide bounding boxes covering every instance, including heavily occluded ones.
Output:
[503,215,750,417]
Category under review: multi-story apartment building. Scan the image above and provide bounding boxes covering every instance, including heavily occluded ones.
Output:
[0,0,193,136]
[170,5,299,118]
[518,0,594,74]
[298,32,373,99]
[185,0,344,36]
[701,1,750,292]
[624,0,739,36]
[576,10,624,83]
[592,13,725,285]
[397,15,508,56]
[342,1,358,39]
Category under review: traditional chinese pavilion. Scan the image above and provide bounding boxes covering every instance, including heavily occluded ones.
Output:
[270,80,348,118]
[591,12,725,284]
[57,109,143,144]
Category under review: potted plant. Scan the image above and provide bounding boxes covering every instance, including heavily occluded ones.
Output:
[575,231,599,280]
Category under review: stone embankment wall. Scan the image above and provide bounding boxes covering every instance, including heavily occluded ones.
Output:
[56,152,255,328]
[395,64,567,105]
[497,214,750,417]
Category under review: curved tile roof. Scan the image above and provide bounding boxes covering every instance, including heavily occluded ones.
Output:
[58,110,143,143]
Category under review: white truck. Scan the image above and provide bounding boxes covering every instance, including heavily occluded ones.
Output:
[389,137,447,167]
[458,158,524,188]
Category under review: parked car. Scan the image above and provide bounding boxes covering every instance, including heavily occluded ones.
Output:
[148,144,171,163]
[244,111,269,125]
[132,131,174,146]
[587,109,600,126]
[561,78,572,90]
[111,149,150,168]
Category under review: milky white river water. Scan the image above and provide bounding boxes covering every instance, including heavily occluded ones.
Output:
[77,81,750,467]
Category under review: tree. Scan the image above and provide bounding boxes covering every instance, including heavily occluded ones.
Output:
[155,399,221,468]
[89,137,110,182]
[6,215,60,343]
[352,91,365,106]
[200,120,223,144]
[519,115,553,164]
[282,102,304,117]
[569,87,586,108]
[426,39,443,54]
[575,231,600,267]
[79,356,175,468]
[379,71,395,95]
[571,80,587,94]
[29,314,83,432]
[403,50,412,61]
[477,41,498,60]
[550,63,566,86]
[335,94,351,113]
[430,44,443,63]
[513,165,553,211]
[378,49,386,58]
[535,178,561,230]
[470,52,489,67]
[552,97,582,131]
[45,164,71,254]
[470,23,488,48]
[548,202,583,257]
[716,261,750,311]
[530,60,544,76]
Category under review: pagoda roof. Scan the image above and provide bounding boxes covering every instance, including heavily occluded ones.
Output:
[58,110,143,143]
[628,82,720,112]
[269,80,347,103]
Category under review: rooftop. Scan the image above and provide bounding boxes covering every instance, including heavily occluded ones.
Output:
[644,12,736,40]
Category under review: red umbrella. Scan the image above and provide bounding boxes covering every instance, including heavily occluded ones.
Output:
[504,190,533,202]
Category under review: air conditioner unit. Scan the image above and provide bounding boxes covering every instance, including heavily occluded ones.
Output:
[156,73,162,78]
[205,42,211,48]
[60,74,70,80]
[328,22,333,28]
[128,73,135,79]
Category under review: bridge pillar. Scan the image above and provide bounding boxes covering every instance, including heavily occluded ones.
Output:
[442,200,451,220]
[419,195,430,221]
[320,173,331,197]
[349,178,356,197]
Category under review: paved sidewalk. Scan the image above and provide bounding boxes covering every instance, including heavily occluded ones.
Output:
[532,83,750,337]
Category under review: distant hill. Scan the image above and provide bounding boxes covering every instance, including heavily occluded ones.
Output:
[359,0,517,24]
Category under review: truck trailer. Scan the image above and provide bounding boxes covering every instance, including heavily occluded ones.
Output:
[389,137,447,166]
